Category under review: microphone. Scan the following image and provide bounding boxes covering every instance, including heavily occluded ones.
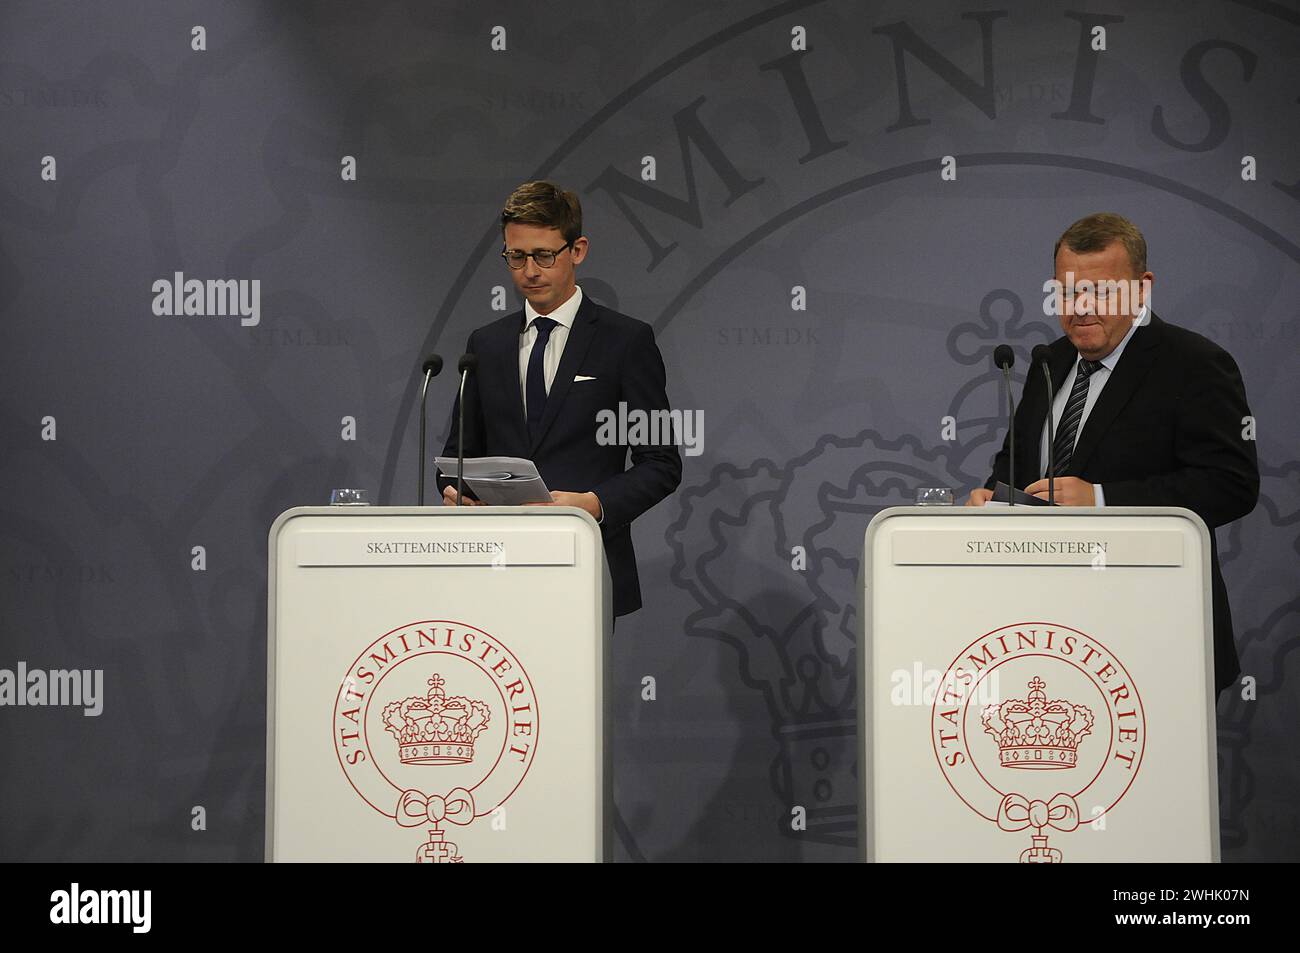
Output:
[455,353,478,506]
[417,354,444,505]
[994,345,1016,506]
[1032,344,1056,506]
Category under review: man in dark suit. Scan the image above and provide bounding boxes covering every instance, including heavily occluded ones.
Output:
[967,213,1259,696]
[439,181,682,619]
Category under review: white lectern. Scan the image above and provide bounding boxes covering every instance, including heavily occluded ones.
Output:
[859,506,1219,863]
[267,506,611,862]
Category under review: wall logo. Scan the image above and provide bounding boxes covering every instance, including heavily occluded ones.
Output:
[333,620,538,863]
[932,622,1145,863]
[380,3,1300,861]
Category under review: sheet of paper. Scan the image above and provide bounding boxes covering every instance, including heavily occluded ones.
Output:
[435,456,552,505]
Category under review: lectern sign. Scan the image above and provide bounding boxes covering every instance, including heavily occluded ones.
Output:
[931,622,1146,863]
[270,507,606,862]
[333,619,539,863]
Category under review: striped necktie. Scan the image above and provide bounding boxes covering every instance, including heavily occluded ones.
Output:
[1050,358,1102,476]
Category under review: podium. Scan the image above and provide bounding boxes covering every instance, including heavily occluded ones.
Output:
[266,506,611,862]
[859,506,1220,863]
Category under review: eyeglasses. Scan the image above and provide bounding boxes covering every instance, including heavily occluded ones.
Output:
[501,243,572,269]
[1061,285,1121,301]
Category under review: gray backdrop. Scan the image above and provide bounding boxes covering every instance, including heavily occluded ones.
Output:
[1,0,1297,861]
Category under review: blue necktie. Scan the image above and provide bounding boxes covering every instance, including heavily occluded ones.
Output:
[526,316,558,441]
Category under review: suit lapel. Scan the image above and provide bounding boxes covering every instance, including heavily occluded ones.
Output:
[529,295,598,455]
[1067,314,1163,476]
[493,312,531,454]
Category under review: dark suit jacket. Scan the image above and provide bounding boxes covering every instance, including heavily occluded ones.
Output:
[439,294,682,617]
[985,313,1259,695]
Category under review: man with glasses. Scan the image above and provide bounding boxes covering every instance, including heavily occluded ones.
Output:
[965,212,1259,696]
[439,180,683,621]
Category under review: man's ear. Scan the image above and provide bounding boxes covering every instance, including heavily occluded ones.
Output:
[570,236,589,265]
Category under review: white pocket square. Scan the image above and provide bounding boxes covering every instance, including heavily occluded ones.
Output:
[574,375,597,382]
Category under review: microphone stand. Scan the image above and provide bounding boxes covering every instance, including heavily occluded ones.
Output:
[457,366,469,505]
[1001,363,1015,506]
[1042,361,1056,506]
[418,366,434,505]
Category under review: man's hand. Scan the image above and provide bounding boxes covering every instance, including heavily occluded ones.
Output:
[442,485,483,506]
[526,490,602,520]
[1023,476,1095,506]
[965,488,995,507]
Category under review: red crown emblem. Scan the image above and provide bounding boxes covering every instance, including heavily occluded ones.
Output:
[980,676,1094,769]
[381,673,491,765]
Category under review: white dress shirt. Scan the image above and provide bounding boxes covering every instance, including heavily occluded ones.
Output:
[517,285,602,522]
[1039,305,1148,505]
[519,285,582,415]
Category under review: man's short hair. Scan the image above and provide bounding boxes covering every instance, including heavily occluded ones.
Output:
[1053,212,1148,275]
[500,181,583,244]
